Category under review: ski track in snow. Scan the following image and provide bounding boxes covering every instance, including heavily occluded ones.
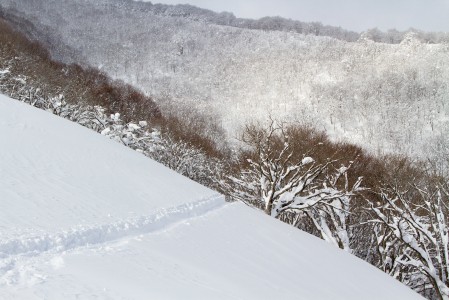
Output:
[0,195,224,281]
[0,94,424,299]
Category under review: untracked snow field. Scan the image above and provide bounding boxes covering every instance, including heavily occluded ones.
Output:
[0,95,422,299]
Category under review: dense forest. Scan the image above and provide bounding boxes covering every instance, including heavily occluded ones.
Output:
[1,0,448,166]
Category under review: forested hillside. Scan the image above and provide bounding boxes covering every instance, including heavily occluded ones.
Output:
[1,0,448,163]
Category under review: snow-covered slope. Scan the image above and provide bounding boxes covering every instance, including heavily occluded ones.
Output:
[0,94,218,236]
[0,94,422,299]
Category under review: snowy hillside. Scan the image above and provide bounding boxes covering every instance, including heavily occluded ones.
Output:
[1,0,448,158]
[0,94,422,299]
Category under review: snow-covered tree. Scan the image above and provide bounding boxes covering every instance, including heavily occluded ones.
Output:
[227,121,363,251]
[369,181,449,299]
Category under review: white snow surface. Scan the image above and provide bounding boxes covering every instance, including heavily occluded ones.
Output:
[0,94,422,299]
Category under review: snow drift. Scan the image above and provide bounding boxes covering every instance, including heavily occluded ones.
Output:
[0,94,422,299]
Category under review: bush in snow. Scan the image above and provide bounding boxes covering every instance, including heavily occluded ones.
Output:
[367,180,449,300]
[99,112,225,189]
[225,120,364,252]
[0,62,224,192]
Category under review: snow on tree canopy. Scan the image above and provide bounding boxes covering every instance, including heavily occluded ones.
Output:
[301,156,315,165]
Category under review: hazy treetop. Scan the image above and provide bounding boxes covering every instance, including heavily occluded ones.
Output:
[148,0,449,33]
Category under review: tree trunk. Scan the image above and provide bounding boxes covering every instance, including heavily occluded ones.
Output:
[265,200,274,216]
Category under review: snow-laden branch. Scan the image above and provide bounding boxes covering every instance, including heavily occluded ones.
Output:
[369,182,449,299]
[227,122,364,251]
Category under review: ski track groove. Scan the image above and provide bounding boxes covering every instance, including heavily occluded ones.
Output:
[0,195,224,259]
